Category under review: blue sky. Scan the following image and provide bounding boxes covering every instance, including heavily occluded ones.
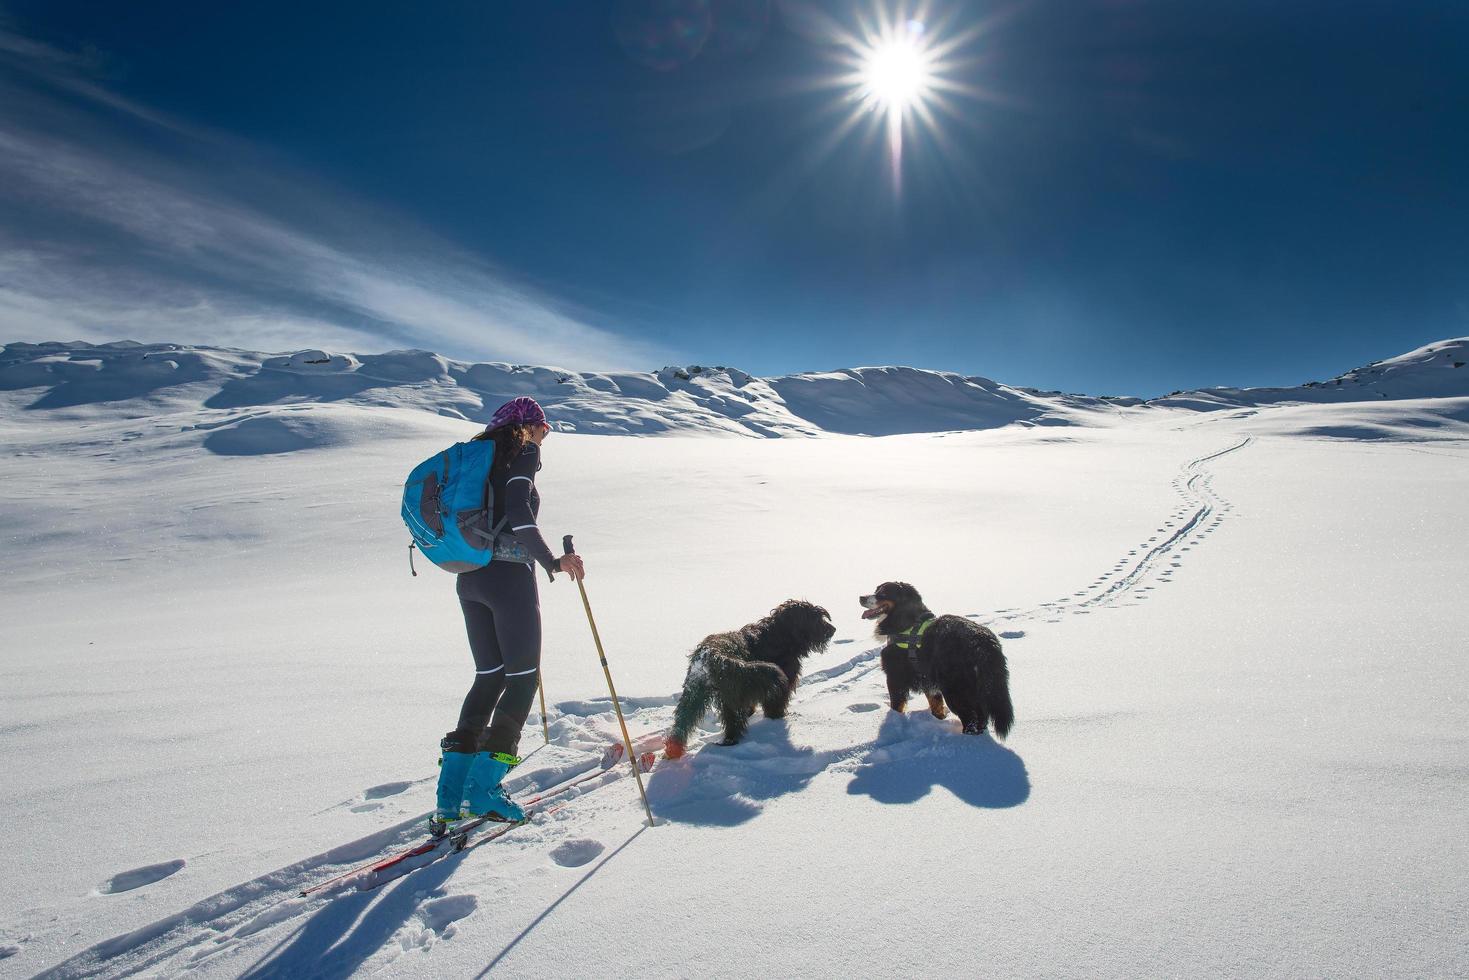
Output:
[1,1,1466,396]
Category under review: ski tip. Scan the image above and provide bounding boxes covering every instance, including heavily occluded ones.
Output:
[600,742,625,768]
[637,751,657,773]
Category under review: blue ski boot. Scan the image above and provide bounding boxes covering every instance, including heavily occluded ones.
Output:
[462,751,525,822]
[430,730,478,838]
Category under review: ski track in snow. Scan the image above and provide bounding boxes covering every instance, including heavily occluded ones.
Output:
[980,435,1251,625]
[28,438,1251,979]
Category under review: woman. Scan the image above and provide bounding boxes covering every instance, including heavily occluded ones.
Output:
[432,396,585,835]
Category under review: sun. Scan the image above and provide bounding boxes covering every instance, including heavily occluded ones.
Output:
[858,27,933,114]
[820,6,995,195]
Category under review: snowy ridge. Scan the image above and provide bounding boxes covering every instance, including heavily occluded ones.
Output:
[0,340,1130,438]
[5,336,1464,442]
[1148,336,1469,409]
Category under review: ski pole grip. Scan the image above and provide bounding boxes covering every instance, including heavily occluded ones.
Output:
[562,534,576,556]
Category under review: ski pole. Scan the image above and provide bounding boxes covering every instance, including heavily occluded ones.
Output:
[536,677,551,745]
[562,534,655,827]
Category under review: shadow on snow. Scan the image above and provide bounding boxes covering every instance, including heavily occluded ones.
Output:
[846,710,1030,808]
[645,708,1029,827]
[238,853,463,980]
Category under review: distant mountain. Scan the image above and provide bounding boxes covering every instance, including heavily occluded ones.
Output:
[1147,337,1469,411]
[1,337,1465,437]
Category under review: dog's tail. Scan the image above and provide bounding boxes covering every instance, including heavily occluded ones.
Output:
[667,640,787,748]
[986,656,1014,740]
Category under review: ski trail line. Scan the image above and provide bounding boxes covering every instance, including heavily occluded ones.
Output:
[741,437,1256,710]
[978,435,1252,626]
[1083,436,1251,608]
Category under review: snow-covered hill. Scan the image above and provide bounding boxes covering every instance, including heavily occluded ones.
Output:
[0,340,1142,437]
[1148,336,1469,408]
[7,336,1463,443]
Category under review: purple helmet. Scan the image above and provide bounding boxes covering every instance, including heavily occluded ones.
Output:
[486,396,547,432]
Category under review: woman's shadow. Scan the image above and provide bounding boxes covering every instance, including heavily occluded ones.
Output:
[845,709,1030,808]
[238,855,463,980]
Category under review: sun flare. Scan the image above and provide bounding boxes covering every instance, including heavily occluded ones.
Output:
[823,5,995,195]
[859,30,933,114]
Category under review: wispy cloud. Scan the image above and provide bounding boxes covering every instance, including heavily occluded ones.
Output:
[0,28,675,370]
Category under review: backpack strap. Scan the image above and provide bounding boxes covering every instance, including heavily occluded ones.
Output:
[465,514,509,544]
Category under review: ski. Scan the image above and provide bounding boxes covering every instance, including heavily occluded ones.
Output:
[299,734,661,898]
[356,749,658,892]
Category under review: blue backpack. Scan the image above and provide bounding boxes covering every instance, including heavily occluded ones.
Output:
[402,439,506,575]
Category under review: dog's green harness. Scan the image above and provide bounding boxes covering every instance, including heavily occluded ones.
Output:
[892,615,936,662]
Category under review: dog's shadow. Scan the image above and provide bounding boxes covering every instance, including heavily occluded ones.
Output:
[646,719,836,827]
[845,710,1030,809]
[648,709,1030,825]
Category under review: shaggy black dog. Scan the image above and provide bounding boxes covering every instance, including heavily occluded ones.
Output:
[860,582,1014,738]
[665,600,836,758]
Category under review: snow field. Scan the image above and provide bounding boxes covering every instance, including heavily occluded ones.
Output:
[1,341,1466,976]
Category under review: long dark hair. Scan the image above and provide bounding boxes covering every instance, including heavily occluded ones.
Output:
[472,423,532,474]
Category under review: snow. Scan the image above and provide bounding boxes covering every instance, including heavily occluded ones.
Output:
[0,338,1466,977]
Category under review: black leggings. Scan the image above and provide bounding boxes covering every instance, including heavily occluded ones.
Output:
[453,561,541,757]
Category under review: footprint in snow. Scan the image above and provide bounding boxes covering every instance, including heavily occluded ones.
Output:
[363,780,413,800]
[99,859,185,894]
[833,638,854,644]
[550,839,606,868]
[999,630,1025,639]
[0,945,20,960]
[416,895,478,935]
[847,702,881,713]
[350,802,382,813]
